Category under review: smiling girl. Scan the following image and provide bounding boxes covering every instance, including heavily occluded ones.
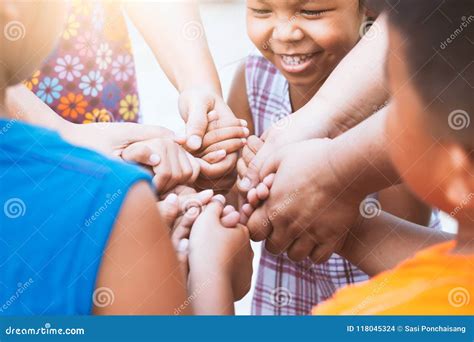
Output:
[228,0,439,315]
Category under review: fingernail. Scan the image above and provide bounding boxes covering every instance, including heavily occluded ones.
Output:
[243,128,250,136]
[212,149,226,158]
[149,154,161,165]
[240,177,251,189]
[240,119,248,127]
[200,189,214,198]
[187,135,202,150]
[212,194,226,205]
[177,239,189,253]
[165,193,178,204]
[187,206,200,216]
[241,138,247,144]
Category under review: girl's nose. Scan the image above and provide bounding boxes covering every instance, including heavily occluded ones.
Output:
[272,19,304,43]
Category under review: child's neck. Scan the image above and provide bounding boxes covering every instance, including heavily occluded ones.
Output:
[288,82,321,112]
[453,220,474,255]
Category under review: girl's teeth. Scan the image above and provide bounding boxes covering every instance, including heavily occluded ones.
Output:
[281,54,313,65]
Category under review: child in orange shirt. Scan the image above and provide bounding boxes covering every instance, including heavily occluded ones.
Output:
[313,0,473,315]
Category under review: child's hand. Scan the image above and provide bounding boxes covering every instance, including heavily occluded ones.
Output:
[236,135,264,194]
[121,138,200,194]
[240,173,275,225]
[188,198,253,301]
[197,110,249,161]
[157,187,214,248]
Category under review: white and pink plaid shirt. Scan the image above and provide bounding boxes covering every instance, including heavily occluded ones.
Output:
[245,53,442,315]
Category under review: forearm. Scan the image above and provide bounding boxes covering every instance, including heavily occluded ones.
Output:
[6,84,73,133]
[189,272,234,315]
[125,2,221,94]
[340,211,454,276]
[328,105,399,197]
[291,14,390,139]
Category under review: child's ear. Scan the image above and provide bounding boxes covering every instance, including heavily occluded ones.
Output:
[444,144,474,210]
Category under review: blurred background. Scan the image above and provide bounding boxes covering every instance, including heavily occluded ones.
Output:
[127,0,458,315]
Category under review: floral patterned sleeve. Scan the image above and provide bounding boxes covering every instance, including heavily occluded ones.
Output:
[25,0,141,124]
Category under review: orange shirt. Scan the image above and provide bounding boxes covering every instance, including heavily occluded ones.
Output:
[313,241,474,315]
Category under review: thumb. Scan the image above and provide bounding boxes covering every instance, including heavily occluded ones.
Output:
[179,101,209,151]
[238,143,275,192]
[201,196,225,219]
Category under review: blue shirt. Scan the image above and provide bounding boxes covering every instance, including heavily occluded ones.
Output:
[0,119,151,315]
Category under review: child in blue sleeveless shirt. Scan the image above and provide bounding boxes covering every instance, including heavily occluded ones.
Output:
[0,1,252,315]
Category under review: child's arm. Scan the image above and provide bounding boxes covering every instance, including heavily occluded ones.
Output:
[339,211,455,277]
[187,200,253,315]
[94,182,190,315]
[6,84,173,157]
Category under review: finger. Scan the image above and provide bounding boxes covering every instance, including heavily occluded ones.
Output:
[309,245,333,264]
[222,205,235,216]
[181,103,208,150]
[171,225,191,249]
[263,173,275,189]
[287,236,315,262]
[197,154,236,179]
[247,188,259,208]
[157,194,179,228]
[176,238,189,276]
[152,150,172,194]
[221,211,240,228]
[197,138,246,157]
[179,189,214,213]
[186,152,201,183]
[240,203,254,217]
[172,185,197,196]
[246,206,272,242]
[241,145,256,166]
[122,144,158,167]
[246,135,264,154]
[264,225,292,255]
[156,145,181,193]
[236,158,248,180]
[201,149,227,164]
[256,183,270,201]
[240,145,280,191]
[202,127,249,148]
[201,198,225,219]
[207,118,247,131]
[178,148,194,184]
[207,110,219,122]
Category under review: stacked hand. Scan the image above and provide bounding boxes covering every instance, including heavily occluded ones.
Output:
[239,133,365,264]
